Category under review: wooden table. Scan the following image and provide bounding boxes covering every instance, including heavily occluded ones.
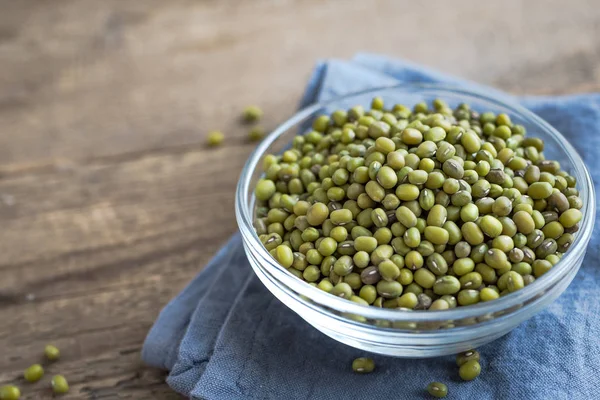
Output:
[1,0,598,398]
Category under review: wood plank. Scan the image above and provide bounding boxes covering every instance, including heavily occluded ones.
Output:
[0,278,188,398]
[0,145,242,398]
[1,0,599,398]
[0,143,243,275]
[1,349,182,399]
[1,0,600,164]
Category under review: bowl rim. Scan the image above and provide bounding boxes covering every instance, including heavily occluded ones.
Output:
[236,82,596,322]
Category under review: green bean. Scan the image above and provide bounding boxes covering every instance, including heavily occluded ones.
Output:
[397,292,419,309]
[243,105,263,122]
[377,280,404,298]
[352,357,375,373]
[45,344,60,361]
[24,364,44,382]
[207,131,225,146]
[51,375,70,394]
[0,386,20,400]
[459,360,481,381]
[456,349,480,366]
[433,276,461,295]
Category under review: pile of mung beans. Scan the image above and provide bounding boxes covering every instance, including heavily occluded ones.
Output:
[253,97,583,312]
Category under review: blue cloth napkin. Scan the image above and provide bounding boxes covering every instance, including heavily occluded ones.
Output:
[142,54,600,400]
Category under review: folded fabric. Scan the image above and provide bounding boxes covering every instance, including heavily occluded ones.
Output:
[142,53,600,400]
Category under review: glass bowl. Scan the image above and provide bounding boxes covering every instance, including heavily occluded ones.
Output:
[235,84,595,358]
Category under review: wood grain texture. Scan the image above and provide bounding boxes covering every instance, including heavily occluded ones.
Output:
[0,0,598,398]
